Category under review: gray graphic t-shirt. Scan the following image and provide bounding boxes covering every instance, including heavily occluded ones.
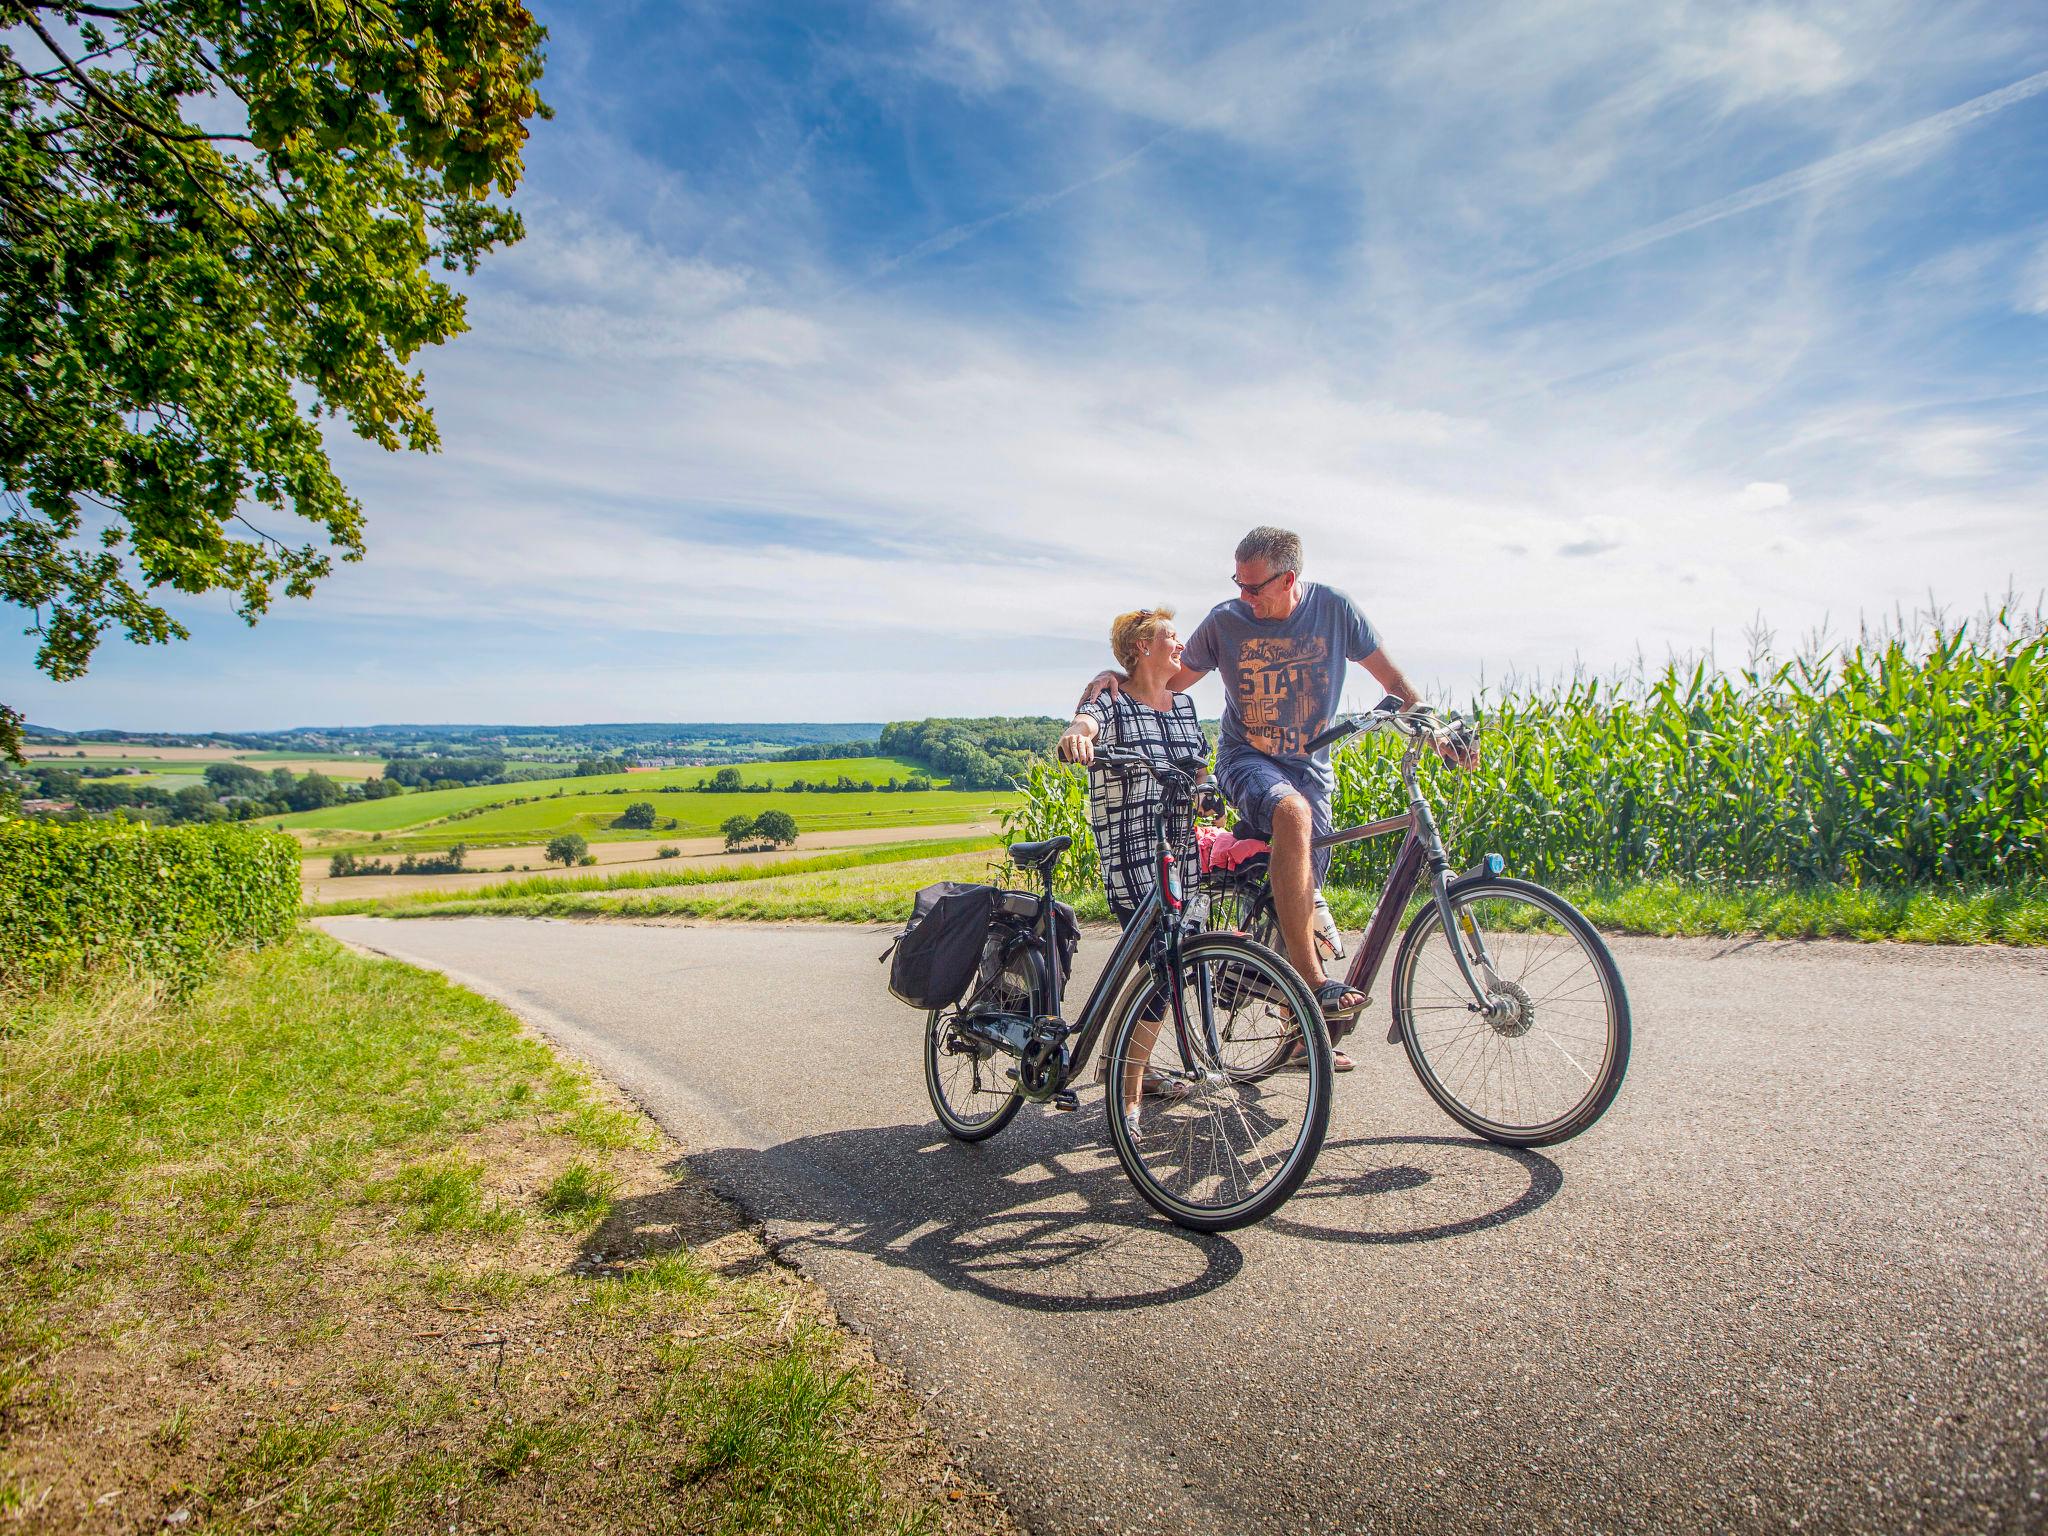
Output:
[1184,581,1381,788]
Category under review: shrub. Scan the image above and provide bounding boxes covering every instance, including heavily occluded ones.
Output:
[578,854,597,866]
[545,833,588,868]
[0,821,297,992]
[657,846,681,859]
[616,801,657,830]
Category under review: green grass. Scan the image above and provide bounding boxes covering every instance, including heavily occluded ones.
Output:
[369,839,2047,944]
[1312,875,2048,946]
[387,849,1015,923]
[309,834,1002,915]
[0,933,962,1533]
[277,755,944,835]
[356,787,1015,852]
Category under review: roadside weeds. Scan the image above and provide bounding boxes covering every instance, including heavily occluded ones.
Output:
[0,934,1016,1535]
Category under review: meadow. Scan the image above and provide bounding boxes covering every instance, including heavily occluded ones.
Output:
[276,754,952,839]
[0,933,986,1531]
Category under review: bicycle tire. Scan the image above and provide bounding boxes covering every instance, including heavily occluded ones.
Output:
[1390,876,1630,1147]
[1105,934,1332,1231]
[1196,878,1297,1081]
[925,1009,1023,1141]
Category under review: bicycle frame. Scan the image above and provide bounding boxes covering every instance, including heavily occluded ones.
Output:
[1306,734,1504,1010]
[1003,760,1225,1097]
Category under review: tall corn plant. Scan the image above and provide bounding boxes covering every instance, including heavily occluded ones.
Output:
[1009,605,2043,895]
[1002,762,1098,893]
[1326,605,2044,890]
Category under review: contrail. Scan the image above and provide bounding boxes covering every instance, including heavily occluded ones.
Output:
[1469,66,2048,310]
[831,115,1205,299]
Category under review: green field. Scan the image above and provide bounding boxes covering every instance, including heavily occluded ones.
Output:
[274,755,1013,850]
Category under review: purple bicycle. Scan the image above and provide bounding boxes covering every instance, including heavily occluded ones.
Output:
[1197,699,1631,1147]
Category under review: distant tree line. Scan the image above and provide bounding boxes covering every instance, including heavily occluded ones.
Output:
[329,845,469,877]
[722,809,799,852]
[774,741,882,761]
[879,718,1064,789]
[15,762,403,824]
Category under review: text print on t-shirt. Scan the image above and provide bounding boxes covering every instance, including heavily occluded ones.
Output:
[1236,634,1331,756]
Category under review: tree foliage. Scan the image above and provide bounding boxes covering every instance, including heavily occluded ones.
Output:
[543,831,585,868]
[0,0,550,718]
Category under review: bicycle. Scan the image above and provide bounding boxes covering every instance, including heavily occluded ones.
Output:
[924,750,1334,1232]
[1197,700,1631,1147]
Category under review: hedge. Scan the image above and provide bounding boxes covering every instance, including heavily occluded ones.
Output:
[0,820,299,992]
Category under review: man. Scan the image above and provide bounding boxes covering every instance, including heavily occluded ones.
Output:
[1085,526,1436,1067]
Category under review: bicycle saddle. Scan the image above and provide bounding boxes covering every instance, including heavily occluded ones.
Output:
[1006,836,1071,869]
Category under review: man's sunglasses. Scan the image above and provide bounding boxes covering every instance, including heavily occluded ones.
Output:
[1232,570,1290,596]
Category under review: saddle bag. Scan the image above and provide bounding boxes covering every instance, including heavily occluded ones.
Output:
[884,882,1001,1011]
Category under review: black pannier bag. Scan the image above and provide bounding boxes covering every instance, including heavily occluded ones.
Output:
[885,882,1001,1011]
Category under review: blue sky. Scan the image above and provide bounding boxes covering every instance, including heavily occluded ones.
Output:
[11,0,2048,730]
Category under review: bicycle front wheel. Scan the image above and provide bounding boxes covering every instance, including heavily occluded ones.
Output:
[1105,935,1332,1231]
[1391,877,1630,1147]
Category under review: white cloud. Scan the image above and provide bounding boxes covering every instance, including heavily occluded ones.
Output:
[2017,238,2048,316]
[27,0,2048,729]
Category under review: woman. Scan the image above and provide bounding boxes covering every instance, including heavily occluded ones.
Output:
[1057,606,1208,1139]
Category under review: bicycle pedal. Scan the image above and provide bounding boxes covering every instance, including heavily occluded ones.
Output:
[1048,1090,1080,1112]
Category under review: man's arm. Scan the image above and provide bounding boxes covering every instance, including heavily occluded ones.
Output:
[1361,650,1420,708]
[1361,649,1478,768]
[1077,663,1208,705]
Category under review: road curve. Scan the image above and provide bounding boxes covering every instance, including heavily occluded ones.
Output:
[319,916,2047,1535]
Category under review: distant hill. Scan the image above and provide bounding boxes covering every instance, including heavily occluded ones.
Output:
[23,722,885,763]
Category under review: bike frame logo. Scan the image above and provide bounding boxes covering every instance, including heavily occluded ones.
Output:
[1236,636,1330,756]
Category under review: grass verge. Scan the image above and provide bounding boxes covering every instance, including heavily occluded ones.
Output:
[1314,875,2048,945]
[307,835,1000,918]
[0,932,1011,1534]
[363,853,2048,945]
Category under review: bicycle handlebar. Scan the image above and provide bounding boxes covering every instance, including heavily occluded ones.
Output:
[1090,749,1208,786]
[1305,697,1477,757]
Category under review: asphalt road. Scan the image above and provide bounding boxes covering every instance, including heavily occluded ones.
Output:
[320,915,2048,1535]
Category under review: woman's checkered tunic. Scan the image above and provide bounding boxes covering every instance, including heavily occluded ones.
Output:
[1076,690,1206,917]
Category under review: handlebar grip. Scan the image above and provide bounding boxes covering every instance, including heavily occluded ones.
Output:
[1303,718,1359,755]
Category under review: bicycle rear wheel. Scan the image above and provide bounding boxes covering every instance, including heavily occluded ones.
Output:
[1105,935,1332,1231]
[925,1010,1023,1141]
[1195,876,1295,1080]
[1390,877,1630,1147]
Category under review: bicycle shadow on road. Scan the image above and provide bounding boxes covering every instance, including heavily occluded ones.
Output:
[683,1114,1241,1313]
[593,1111,1561,1314]
[1265,1134,1563,1245]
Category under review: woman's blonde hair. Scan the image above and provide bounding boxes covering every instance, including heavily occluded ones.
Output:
[1110,606,1176,672]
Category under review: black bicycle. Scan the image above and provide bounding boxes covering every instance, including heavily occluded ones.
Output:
[924,751,1334,1232]
[1197,701,1631,1148]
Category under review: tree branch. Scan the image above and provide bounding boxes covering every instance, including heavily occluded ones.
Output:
[7,4,252,144]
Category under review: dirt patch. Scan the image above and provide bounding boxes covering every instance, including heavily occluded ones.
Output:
[301,822,996,902]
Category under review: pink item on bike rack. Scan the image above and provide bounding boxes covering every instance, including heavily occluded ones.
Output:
[1195,824,1270,873]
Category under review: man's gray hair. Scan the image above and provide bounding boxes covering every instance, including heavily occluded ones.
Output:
[1235,526,1302,574]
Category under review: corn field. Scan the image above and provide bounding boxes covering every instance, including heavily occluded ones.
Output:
[1005,607,2046,895]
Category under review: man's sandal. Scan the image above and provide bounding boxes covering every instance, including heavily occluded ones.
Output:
[1315,977,1367,1020]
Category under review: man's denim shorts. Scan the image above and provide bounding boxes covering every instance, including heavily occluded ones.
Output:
[1214,749,1334,881]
